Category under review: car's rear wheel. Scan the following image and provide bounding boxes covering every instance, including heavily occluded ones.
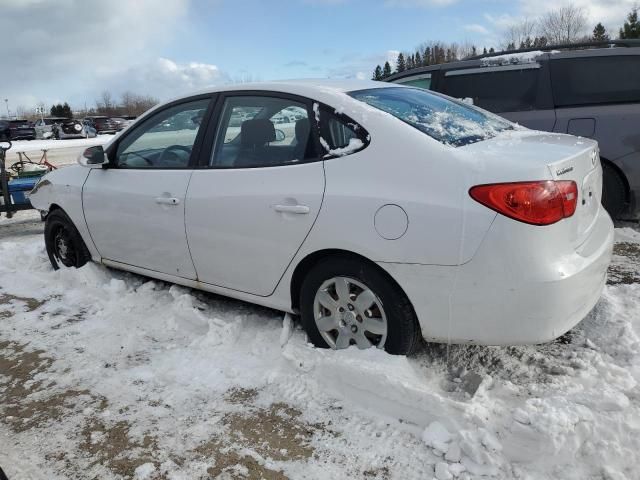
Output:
[299,256,421,355]
[602,162,627,219]
[44,210,91,270]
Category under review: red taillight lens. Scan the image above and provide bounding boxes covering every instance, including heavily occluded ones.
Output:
[469,180,578,226]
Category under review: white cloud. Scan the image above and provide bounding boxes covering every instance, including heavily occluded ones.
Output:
[0,0,194,109]
[517,0,636,29]
[464,24,490,35]
[107,58,228,100]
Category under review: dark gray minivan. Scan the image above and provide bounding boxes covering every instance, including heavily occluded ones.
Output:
[386,42,640,218]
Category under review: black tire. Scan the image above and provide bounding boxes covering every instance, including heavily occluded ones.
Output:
[44,209,91,270]
[601,162,627,219]
[299,256,421,355]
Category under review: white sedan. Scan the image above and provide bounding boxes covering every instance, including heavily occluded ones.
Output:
[29,80,614,354]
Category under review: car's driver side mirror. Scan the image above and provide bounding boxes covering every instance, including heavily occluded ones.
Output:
[79,145,108,167]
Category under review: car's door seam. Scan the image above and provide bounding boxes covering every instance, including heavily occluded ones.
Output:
[267,160,327,298]
[183,169,200,281]
[81,168,103,260]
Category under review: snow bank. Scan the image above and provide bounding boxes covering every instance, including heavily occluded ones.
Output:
[0,232,639,479]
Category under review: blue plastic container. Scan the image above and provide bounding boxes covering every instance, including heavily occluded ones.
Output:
[8,176,40,205]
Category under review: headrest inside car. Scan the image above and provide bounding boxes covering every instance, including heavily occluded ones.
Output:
[241,119,275,147]
[295,118,310,141]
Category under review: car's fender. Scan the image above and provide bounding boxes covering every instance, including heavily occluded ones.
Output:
[30,165,101,261]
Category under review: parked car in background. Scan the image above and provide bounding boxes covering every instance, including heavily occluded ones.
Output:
[83,116,118,135]
[30,80,613,355]
[111,116,136,131]
[386,40,640,219]
[8,119,36,140]
[34,117,84,139]
[0,120,10,142]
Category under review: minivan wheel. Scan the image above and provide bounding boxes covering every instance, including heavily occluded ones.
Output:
[601,163,627,219]
[44,210,91,270]
[299,257,421,355]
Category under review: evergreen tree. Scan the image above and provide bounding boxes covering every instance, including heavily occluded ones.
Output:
[592,23,608,41]
[489,47,495,54]
[506,42,516,51]
[423,47,431,66]
[382,61,392,78]
[414,50,422,67]
[373,65,383,81]
[482,47,488,55]
[619,8,640,39]
[62,102,73,119]
[471,46,477,57]
[396,52,406,73]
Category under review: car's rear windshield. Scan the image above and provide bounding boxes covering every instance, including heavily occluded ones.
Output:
[349,87,513,147]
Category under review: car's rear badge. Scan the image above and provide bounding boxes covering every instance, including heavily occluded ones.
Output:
[556,166,574,176]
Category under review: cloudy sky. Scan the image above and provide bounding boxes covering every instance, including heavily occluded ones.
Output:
[0,0,636,113]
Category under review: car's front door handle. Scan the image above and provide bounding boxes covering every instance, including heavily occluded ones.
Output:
[155,197,180,206]
[273,204,310,214]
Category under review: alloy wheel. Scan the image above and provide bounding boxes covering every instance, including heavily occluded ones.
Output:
[313,276,388,349]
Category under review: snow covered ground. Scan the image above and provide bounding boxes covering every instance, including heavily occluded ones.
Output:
[0,212,639,480]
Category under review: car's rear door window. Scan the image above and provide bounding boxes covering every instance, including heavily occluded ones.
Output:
[443,66,539,112]
[551,55,640,107]
[210,96,316,168]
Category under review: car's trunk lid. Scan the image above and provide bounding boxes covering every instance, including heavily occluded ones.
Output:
[459,130,601,248]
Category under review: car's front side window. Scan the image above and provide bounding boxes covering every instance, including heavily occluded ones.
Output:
[115,99,210,169]
[211,96,315,168]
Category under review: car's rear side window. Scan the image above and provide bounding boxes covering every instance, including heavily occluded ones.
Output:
[443,67,539,112]
[350,87,513,147]
[551,55,640,107]
[317,105,369,157]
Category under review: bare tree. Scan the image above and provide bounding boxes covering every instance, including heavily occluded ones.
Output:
[96,90,114,115]
[539,4,588,44]
[502,18,537,50]
[15,105,28,119]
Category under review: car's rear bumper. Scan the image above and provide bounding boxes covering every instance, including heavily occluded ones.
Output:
[380,208,614,345]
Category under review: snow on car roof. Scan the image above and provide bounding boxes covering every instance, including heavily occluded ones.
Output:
[480,50,559,66]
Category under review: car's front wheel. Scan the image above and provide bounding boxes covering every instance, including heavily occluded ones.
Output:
[44,210,91,270]
[299,256,421,355]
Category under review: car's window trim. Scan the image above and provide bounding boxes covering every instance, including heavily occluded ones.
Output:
[106,93,217,170]
[445,63,540,77]
[198,90,326,170]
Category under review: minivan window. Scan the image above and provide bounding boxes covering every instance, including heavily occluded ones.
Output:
[443,68,539,112]
[551,56,640,107]
[394,74,432,90]
[350,87,513,147]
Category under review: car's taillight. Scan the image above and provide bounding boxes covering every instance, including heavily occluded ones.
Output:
[469,180,578,226]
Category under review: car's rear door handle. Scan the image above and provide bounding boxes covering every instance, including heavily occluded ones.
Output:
[155,197,180,206]
[273,204,310,214]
